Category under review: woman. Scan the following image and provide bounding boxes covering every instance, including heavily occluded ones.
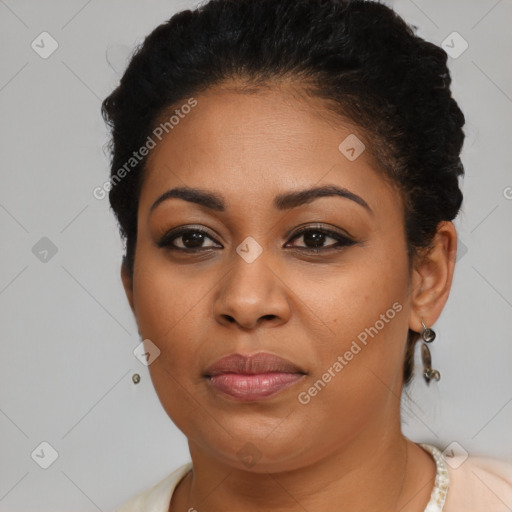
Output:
[102,0,512,510]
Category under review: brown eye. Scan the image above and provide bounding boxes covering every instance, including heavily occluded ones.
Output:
[157,224,357,254]
[158,227,221,251]
[286,227,356,252]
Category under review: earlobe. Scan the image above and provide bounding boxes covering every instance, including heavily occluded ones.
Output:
[121,262,135,315]
[408,221,458,333]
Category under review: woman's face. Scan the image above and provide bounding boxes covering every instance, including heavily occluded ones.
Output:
[123,83,422,472]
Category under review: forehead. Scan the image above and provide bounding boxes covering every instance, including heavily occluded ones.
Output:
[140,84,397,216]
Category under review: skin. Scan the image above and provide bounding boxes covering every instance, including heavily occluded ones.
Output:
[121,80,458,512]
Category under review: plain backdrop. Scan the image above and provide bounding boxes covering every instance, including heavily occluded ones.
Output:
[0,0,511,510]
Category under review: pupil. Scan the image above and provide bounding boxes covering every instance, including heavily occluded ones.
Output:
[304,231,324,248]
[184,232,204,248]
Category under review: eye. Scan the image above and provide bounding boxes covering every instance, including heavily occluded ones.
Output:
[157,226,222,252]
[157,224,357,253]
[285,225,357,252]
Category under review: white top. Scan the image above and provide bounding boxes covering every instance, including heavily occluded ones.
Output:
[115,443,512,512]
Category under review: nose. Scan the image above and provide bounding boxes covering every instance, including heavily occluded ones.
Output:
[212,250,291,330]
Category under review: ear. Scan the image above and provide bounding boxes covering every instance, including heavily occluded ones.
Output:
[121,260,135,315]
[408,221,458,333]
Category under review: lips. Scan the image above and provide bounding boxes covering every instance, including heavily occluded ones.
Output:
[204,352,306,376]
[204,352,307,401]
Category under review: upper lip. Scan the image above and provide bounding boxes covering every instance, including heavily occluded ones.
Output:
[204,352,306,376]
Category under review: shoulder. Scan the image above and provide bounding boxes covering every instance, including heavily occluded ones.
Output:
[444,452,512,512]
[115,462,193,512]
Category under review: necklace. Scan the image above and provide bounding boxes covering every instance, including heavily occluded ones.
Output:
[419,443,450,512]
[393,442,450,512]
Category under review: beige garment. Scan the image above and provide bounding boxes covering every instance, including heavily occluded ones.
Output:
[443,451,512,511]
[115,445,512,512]
[116,461,192,512]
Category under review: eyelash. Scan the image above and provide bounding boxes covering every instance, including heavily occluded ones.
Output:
[157,225,357,254]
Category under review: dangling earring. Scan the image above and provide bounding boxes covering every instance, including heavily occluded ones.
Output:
[421,321,440,385]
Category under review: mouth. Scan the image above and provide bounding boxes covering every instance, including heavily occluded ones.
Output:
[204,352,307,401]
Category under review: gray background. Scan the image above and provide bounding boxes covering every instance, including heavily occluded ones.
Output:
[0,0,511,510]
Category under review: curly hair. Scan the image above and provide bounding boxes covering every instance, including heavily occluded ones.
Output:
[101,0,465,386]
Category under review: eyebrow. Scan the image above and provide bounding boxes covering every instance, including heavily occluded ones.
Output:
[149,185,373,215]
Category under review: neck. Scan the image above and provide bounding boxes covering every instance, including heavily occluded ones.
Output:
[170,422,435,512]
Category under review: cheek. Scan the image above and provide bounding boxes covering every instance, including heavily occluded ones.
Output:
[131,261,215,430]
[307,244,409,387]
[324,247,407,330]
[293,288,407,450]
[131,254,211,361]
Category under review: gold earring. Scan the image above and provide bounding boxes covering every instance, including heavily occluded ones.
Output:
[420,321,440,385]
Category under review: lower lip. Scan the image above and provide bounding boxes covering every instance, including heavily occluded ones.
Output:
[206,372,305,401]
